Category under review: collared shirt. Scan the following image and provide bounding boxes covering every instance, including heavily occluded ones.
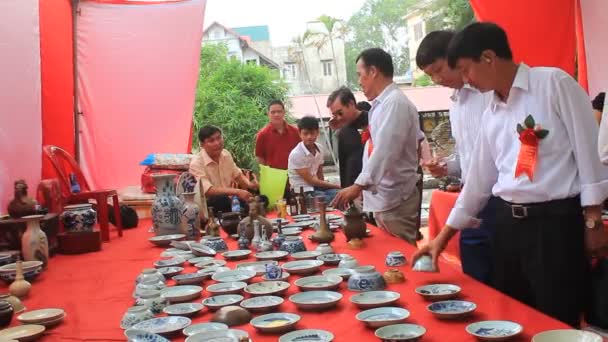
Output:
[448,85,493,180]
[255,122,301,170]
[447,64,608,229]
[355,83,420,212]
[189,149,242,195]
[597,92,608,164]
[337,111,368,187]
[288,142,324,192]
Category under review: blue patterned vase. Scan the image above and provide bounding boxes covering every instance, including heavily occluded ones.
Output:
[151,174,184,236]
[60,203,96,233]
[181,192,200,241]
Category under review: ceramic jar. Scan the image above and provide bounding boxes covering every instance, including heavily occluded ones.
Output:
[0,300,13,327]
[0,294,24,313]
[120,306,154,329]
[135,268,165,284]
[279,236,306,254]
[136,289,168,314]
[338,255,359,269]
[347,265,386,292]
[201,236,228,253]
[219,212,241,235]
[265,263,282,280]
[60,203,96,233]
[343,205,367,241]
[21,215,49,269]
[151,174,184,236]
[385,251,407,267]
[272,234,286,250]
[383,269,406,284]
[315,243,333,255]
[181,192,201,241]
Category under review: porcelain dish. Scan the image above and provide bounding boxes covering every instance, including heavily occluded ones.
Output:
[465,320,523,341]
[212,269,256,283]
[206,282,247,295]
[294,275,342,291]
[289,291,343,311]
[244,281,291,296]
[162,303,204,317]
[160,285,203,302]
[240,295,284,312]
[185,329,249,342]
[282,260,324,275]
[202,294,244,310]
[130,316,192,336]
[374,324,426,341]
[350,291,401,309]
[415,284,461,301]
[356,307,410,328]
[182,322,228,337]
[250,312,301,334]
[279,329,334,342]
[427,300,477,319]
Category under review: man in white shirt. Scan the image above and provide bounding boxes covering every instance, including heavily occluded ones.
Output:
[416,30,494,285]
[288,116,341,202]
[332,48,421,245]
[413,22,608,327]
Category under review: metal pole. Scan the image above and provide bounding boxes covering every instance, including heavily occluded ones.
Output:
[71,0,81,163]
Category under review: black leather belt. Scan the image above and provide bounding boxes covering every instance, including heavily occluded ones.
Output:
[495,196,582,219]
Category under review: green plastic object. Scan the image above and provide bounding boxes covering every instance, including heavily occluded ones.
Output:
[259,165,288,210]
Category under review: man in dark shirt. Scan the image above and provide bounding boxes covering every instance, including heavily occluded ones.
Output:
[327,87,369,188]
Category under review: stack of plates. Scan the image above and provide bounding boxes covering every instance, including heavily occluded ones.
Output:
[17,308,66,327]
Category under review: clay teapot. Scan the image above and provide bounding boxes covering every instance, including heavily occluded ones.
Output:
[237,199,272,242]
[219,212,241,235]
[343,205,367,241]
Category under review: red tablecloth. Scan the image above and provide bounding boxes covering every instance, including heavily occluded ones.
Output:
[6,216,571,341]
[428,190,461,264]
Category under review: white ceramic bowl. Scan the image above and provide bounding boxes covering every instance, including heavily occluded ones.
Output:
[160,285,203,303]
[532,329,603,342]
[149,234,186,247]
[250,312,301,334]
[289,290,343,311]
[322,268,354,280]
[240,295,284,313]
[415,284,461,301]
[350,291,401,309]
[294,275,342,291]
[466,320,523,341]
[374,324,426,341]
[182,322,228,337]
[244,281,291,296]
[162,303,204,317]
[356,307,410,328]
[205,281,247,295]
[202,294,244,311]
[282,260,324,275]
[211,269,256,283]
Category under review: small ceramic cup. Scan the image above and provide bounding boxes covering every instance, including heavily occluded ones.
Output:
[120,306,154,329]
[135,268,165,284]
[339,255,359,269]
[315,243,334,255]
[385,251,407,267]
[412,255,438,272]
[265,263,282,280]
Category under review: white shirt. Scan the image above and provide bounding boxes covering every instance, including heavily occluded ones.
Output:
[288,142,324,192]
[597,92,608,164]
[448,86,492,180]
[355,83,420,212]
[447,64,608,229]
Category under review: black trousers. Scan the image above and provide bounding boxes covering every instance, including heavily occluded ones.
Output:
[492,196,590,328]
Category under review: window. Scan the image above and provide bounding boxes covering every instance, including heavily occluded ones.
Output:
[414,22,424,41]
[246,59,257,65]
[283,63,297,79]
[322,60,333,77]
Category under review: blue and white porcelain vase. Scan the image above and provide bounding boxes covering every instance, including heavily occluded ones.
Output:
[181,192,201,241]
[265,263,282,280]
[151,174,184,236]
[60,204,97,233]
[237,223,250,250]
[347,265,386,292]
[385,251,407,267]
[279,236,306,254]
[201,236,228,252]
[21,215,49,270]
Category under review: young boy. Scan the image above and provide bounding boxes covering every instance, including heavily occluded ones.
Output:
[288,116,341,203]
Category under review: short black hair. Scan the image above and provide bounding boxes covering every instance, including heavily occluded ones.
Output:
[297,116,319,131]
[356,101,371,111]
[327,86,356,108]
[198,125,221,143]
[356,48,394,78]
[592,92,605,112]
[416,30,455,69]
[447,22,513,69]
[268,100,285,111]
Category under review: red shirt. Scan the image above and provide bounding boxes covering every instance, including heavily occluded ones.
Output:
[255,122,301,169]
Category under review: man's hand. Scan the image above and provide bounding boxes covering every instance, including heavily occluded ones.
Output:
[422,159,448,178]
[248,180,259,190]
[331,184,362,209]
[235,189,253,202]
[411,238,446,272]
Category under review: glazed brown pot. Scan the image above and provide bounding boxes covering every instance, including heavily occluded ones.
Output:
[0,300,14,327]
[219,212,241,235]
[343,206,367,241]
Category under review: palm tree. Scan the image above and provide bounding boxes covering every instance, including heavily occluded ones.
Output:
[304,15,347,88]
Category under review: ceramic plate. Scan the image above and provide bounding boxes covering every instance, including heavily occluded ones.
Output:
[212,269,256,283]
[36,313,66,327]
[244,281,291,296]
[282,260,324,275]
[187,257,214,265]
[171,240,196,250]
[356,307,411,328]
[222,250,252,261]
[202,294,244,310]
[289,291,343,311]
[240,295,284,312]
[255,251,289,261]
[294,275,342,291]
[157,267,184,277]
[415,284,461,301]
[160,285,203,303]
[262,271,290,281]
[17,308,64,324]
[182,322,228,337]
[206,281,247,295]
[162,303,204,317]
[281,228,303,236]
[194,259,227,269]
[532,329,603,342]
[466,320,523,341]
[154,257,185,268]
[190,244,217,257]
[0,261,43,274]
[250,312,301,334]
[237,261,279,276]
[0,324,45,341]
[374,324,426,341]
[350,291,401,309]
[172,272,207,285]
[291,214,312,220]
[185,329,249,342]
[161,249,194,258]
[279,329,334,342]
[132,316,191,335]
[427,300,477,319]
[291,251,322,260]
[124,329,170,342]
[322,268,354,280]
[149,234,186,246]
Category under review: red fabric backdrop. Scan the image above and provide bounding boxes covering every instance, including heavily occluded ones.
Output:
[469,0,576,77]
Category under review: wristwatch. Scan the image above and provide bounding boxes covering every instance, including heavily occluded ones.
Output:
[586,218,600,229]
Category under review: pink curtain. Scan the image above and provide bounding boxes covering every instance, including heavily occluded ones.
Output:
[579,0,608,97]
[76,0,206,190]
[0,0,42,213]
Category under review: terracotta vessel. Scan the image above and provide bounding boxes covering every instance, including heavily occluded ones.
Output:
[21,215,49,269]
[237,200,272,242]
[310,199,334,243]
[219,212,241,235]
[9,261,31,298]
[347,238,365,250]
[383,269,406,284]
[205,207,221,237]
[343,205,367,241]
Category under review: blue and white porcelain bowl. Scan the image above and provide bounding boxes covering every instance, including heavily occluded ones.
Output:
[162,303,204,317]
[0,267,42,284]
[121,306,155,329]
[240,295,284,313]
[348,266,386,292]
[279,329,335,342]
[202,294,244,311]
[124,329,170,342]
[427,300,477,319]
[289,290,343,311]
[201,237,228,253]
[279,236,307,254]
[356,307,411,328]
[385,251,407,267]
[415,284,461,301]
[374,323,426,341]
[136,290,168,314]
[466,320,523,341]
[532,329,603,342]
[131,316,192,336]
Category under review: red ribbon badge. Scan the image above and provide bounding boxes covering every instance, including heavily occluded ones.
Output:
[514,115,549,181]
[361,127,374,157]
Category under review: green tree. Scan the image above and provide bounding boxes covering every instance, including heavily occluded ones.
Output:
[193,44,290,171]
[304,15,348,88]
[425,0,475,32]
